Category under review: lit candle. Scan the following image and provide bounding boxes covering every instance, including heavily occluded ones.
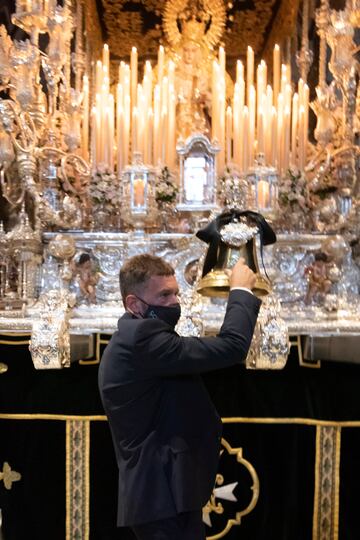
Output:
[95,93,102,164]
[303,84,309,167]
[242,106,249,172]
[236,60,244,85]
[95,60,102,95]
[90,105,97,172]
[298,78,304,108]
[137,84,144,157]
[153,85,161,165]
[298,105,305,170]
[147,108,153,165]
[157,45,164,111]
[212,60,219,142]
[273,44,280,106]
[291,93,299,164]
[133,178,145,207]
[233,88,241,166]
[132,106,138,155]
[249,85,256,167]
[257,62,265,111]
[131,47,138,108]
[261,60,267,90]
[226,105,232,165]
[280,65,287,97]
[265,85,273,163]
[258,180,270,209]
[218,82,226,173]
[271,106,277,168]
[283,106,290,172]
[119,61,125,87]
[82,75,89,160]
[277,93,284,172]
[247,46,254,106]
[168,91,176,168]
[102,44,109,75]
[161,106,168,165]
[124,94,130,167]
[108,94,115,172]
[257,108,264,155]
[116,97,124,175]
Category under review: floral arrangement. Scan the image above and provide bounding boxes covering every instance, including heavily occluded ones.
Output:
[217,165,249,209]
[155,166,178,205]
[278,167,310,214]
[88,166,122,211]
[276,166,313,232]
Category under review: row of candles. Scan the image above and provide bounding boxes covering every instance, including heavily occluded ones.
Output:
[214,45,309,173]
[89,44,177,174]
[86,43,310,176]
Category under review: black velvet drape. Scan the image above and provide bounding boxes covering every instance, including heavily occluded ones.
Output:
[1,338,360,539]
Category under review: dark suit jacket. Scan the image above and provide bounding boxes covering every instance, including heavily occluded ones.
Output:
[98,289,261,527]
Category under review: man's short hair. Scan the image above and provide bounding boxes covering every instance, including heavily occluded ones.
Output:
[119,254,175,302]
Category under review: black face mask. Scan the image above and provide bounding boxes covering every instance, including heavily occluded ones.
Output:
[136,296,181,328]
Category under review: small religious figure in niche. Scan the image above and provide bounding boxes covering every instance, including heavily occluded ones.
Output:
[73,253,99,304]
[304,252,333,304]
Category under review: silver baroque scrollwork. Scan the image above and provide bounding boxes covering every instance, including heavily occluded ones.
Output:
[29,289,75,369]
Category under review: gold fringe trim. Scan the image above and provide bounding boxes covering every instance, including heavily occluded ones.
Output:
[1,414,360,427]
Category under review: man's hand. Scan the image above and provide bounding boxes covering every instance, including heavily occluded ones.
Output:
[226,258,256,290]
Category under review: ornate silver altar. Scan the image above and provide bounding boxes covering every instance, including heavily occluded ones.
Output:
[1,230,358,348]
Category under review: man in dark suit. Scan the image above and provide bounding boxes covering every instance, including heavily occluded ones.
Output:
[98,254,261,539]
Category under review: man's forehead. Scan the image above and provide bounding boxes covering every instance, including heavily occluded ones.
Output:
[145,274,178,290]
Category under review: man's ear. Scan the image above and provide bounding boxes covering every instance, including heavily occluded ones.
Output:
[125,294,143,316]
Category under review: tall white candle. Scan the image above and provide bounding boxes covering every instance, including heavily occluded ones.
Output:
[153,85,161,165]
[257,108,264,155]
[233,88,241,167]
[124,94,130,167]
[95,60,102,95]
[132,106,138,156]
[91,105,97,172]
[218,83,226,173]
[102,44,109,75]
[131,47,138,109]
[247,46,254,107]
[82,75,89,160]
[273,44,280,107]
[168,91,176,168]
[249,85,256,166]
[242,106,249,172]
[157,45,164,111]
[298,105,305,170]
[119,61,125,87]
[226,106,232,165]
[277,93,284,172]
[212,61,219,142]
[236,60,244,85]
[291,93,299,164]
[116,98,124,175]
[265,85,273,163]
[303,84,309,167]
[108,94,115,172]
[271,106,277,168]
[147,108,153,165]
[283,106,290,172]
